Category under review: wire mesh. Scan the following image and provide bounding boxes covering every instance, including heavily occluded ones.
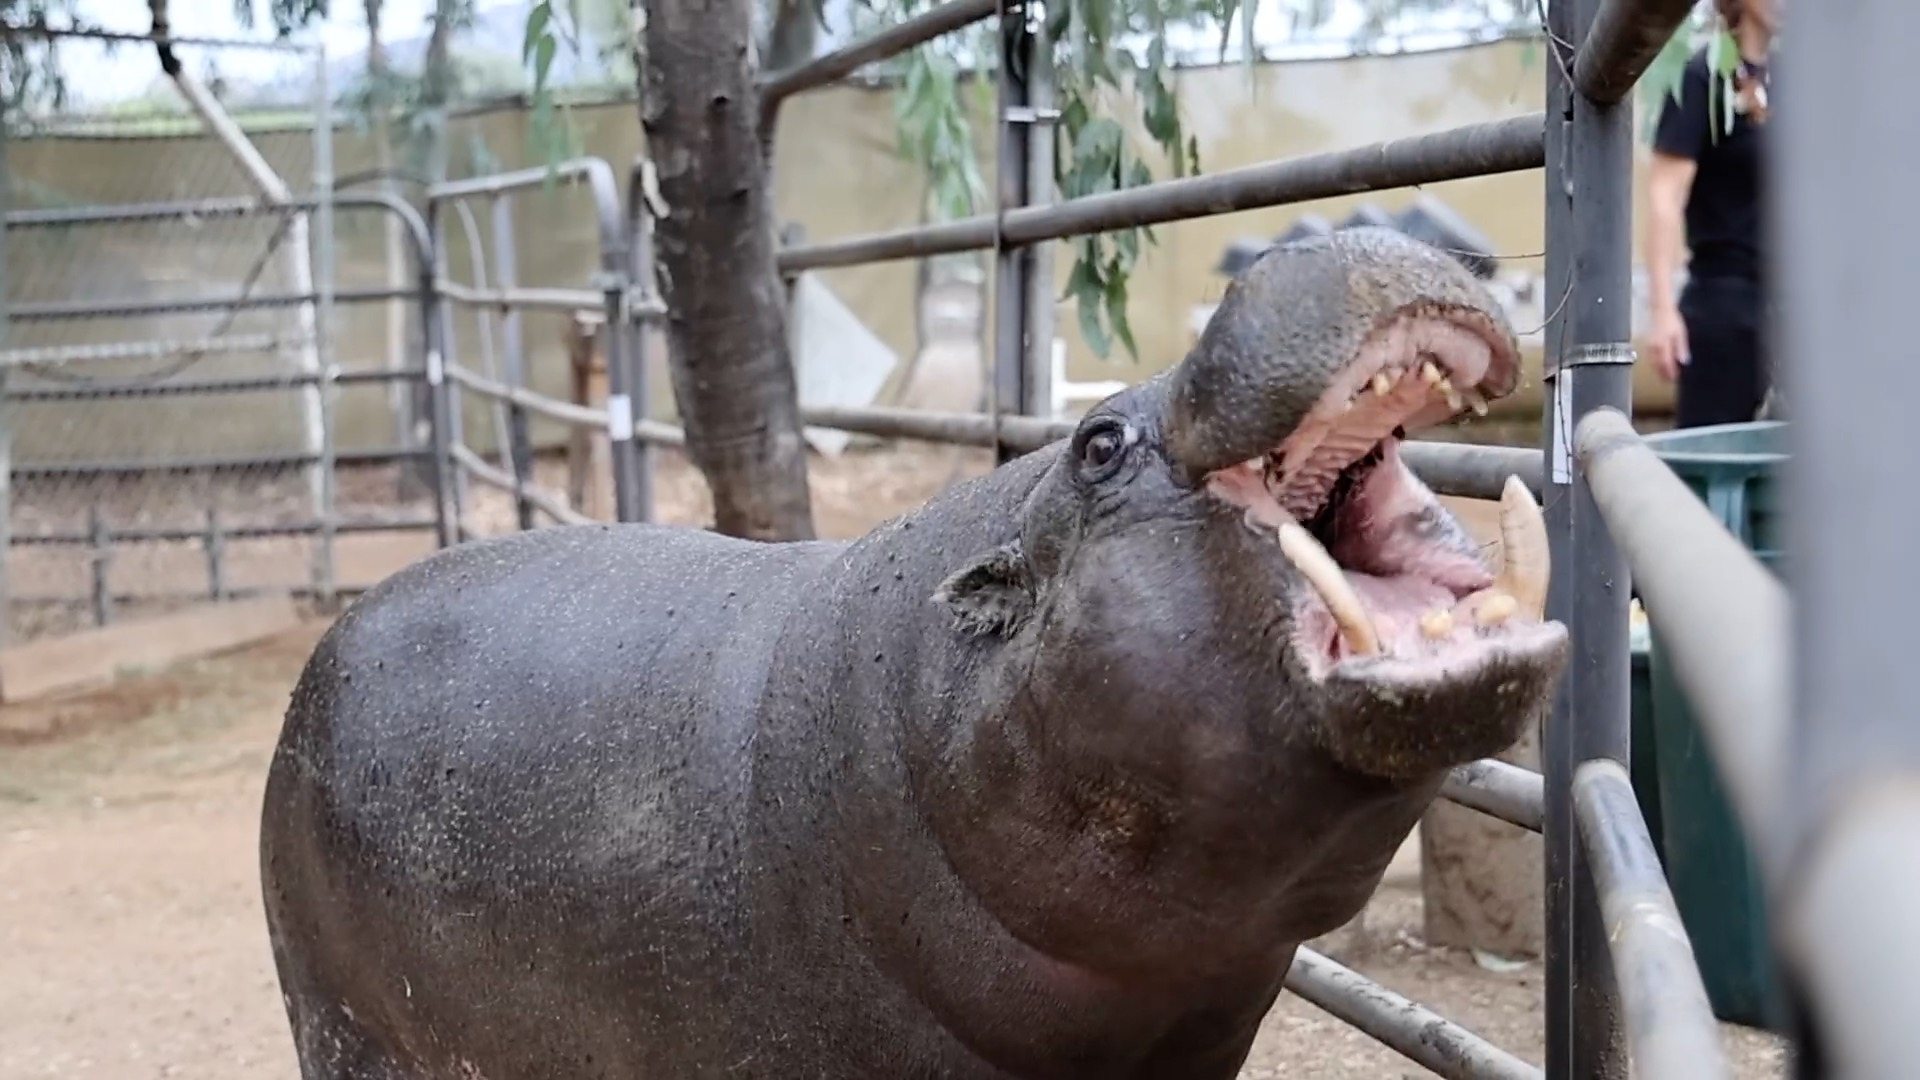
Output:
[1,34,439,643]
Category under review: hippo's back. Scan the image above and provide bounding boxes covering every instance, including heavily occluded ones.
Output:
[260,523,839,1079]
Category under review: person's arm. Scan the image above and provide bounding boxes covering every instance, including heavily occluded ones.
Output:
[1644,59,1709,381]
[1644,152,1696,381]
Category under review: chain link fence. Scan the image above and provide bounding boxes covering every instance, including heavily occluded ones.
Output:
[1,28,442,644]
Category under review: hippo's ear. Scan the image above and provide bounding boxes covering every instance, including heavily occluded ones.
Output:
[932,541,1033,637]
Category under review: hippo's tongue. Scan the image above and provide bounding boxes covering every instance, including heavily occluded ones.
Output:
[1271,456,1548,667]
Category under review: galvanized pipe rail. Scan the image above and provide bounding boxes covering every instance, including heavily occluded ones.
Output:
[6,368,420,402]
[1571,0,1699,106]
[450,443,593,527]
[1571,760,1727,1080]
[1284,948,1543,1080]
[779,114,1545,272]
[8,284,416,322]
[427,157,651,526]
[757,0,998,119]
[9,446,425,481]
[1442,759,1546,833]
[0,333,292,369]
[1574,408,1787,871]
[445,362,609,430]
[3,189,459,551]
[10,515,436,546]
[1769,5,1920,1072]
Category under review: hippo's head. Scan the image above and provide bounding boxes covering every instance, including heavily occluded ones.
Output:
[936,228,1567,791]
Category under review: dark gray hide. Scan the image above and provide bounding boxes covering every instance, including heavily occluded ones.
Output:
[261,228,1565,1080]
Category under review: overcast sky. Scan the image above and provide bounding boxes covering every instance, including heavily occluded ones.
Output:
[48,0,1515,107]
[57,0,440,104]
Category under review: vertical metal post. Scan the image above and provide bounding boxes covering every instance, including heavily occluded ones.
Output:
[623,170,659,522]
[0,112,11,646]
[1774,3,1920,1074]
[490,195,534,531]
[311,42,337,601]
[990,0,1033,464]
[88,506,112,627]
[1020,7,1056,422]
[203,507,226,601]
[422,201,460,548]
[601,280,642,524]
[1542,0,1633,1075]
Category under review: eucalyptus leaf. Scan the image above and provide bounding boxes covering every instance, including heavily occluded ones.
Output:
[524,2,552,62]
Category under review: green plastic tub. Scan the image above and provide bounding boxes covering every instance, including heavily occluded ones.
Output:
[1637,420,1785,1030]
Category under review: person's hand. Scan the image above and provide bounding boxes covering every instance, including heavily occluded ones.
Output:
[1645,304,1688,382]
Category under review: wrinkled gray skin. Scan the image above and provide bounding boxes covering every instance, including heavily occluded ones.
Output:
[261,228,1567,1079]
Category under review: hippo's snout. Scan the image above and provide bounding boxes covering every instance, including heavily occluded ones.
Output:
[1167,228,1564,779]
[1165,227,1521,480]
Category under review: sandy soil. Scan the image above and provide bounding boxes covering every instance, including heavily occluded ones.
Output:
[0,444,1793,1079]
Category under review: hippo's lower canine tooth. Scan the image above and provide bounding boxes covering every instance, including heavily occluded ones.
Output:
[1370,372,1393,396]
[1276,523,1380,657]
[1495,476,1549,619]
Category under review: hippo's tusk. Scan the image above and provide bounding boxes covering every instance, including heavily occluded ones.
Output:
[1494,476,1549,620]
[1276,522,1381,656]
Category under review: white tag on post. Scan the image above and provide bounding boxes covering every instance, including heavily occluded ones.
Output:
[1549,371,1574,485]
[607,393,635,441]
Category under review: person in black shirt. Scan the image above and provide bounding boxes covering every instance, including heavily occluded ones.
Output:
[1643,0,1779,428]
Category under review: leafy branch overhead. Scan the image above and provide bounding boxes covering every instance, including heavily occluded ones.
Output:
[522,0,1553,364]
[1638,8,1741,146]
[845,0,1537,363]
[874,0,1238,361]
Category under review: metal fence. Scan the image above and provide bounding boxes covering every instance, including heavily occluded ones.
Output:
[2,1,1901,1075]
[429,157,669,540]
[1,189,445,638]
[594,0,1875,1076]
[0,28,416,643]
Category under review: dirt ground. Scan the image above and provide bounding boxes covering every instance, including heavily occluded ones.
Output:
[0,444,1793,1079]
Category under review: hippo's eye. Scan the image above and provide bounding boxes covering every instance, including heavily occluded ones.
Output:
[1076,419,1130,479]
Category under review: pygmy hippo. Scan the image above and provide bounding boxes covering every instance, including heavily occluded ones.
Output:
[260,227,1568,1079]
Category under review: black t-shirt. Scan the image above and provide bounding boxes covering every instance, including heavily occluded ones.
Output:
[1651,50,1767,284]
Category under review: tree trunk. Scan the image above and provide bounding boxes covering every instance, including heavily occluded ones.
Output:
[638,0,816,540]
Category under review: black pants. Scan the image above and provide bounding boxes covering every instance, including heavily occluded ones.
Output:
[1677,277,1771,429]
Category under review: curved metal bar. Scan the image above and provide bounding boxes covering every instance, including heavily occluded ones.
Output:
[7,191,434,277]
[1284,948,1543,1080]
[1572,760,1730,1080]
[1572,0,1700,106]
[758,0,999,117]
[1575,407,1788,872]
[779,115,1545,272]
[1441,758,1546,833]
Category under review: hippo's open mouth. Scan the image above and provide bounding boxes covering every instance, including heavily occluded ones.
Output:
[1203,310,1556,681]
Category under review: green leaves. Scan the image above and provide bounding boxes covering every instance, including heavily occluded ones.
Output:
[524,2,553,61]
[896,45,986,219]
[1636,11,1742,148]
[522,0,583,174]
[228,0,331,38]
